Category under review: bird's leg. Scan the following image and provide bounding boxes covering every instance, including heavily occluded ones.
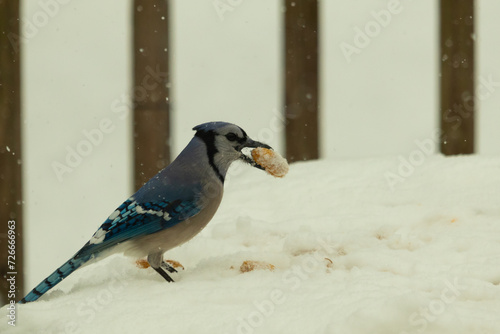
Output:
[153,267,175,283]
[161,261,178,273]
[147,252,174,283]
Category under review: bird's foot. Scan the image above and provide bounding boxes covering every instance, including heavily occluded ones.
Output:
[153,266,175,282]
[136,258,184,282]
[136,259,184,271]
[161,259,184,273]
[161,261,177,273]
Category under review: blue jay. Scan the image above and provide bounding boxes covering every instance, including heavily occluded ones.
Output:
[20,122,271,303]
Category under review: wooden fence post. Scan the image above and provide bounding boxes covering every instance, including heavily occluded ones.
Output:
[0,0,24,305]
[133,0,170,190]
[284,0,319,162]
[440,0,475,155]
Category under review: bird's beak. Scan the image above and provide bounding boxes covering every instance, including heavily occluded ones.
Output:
[241,138,272,150]
[238,138,272,171]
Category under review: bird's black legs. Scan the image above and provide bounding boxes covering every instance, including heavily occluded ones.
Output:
[147,252,175,283]
[161,261,178,274]
[152,266,175,282]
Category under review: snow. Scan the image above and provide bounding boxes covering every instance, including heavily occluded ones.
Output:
[4,155,500,333]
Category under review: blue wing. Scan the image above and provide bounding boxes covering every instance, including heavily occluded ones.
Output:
[75,196,201,259]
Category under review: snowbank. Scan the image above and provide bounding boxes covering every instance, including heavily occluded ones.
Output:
[3,155,500,333]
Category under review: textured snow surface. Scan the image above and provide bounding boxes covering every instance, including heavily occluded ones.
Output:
[3,155,500,334]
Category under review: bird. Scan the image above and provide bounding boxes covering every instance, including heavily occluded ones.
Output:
[20,121,272,303]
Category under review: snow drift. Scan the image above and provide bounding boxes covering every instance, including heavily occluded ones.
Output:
[2,155,500,334]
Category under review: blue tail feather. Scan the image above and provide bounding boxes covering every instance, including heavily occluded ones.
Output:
[19,254,93,303]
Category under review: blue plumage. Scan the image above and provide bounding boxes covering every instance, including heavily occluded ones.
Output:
[20,122,272,303]
[21,255,93,303]
[76,198,200,258]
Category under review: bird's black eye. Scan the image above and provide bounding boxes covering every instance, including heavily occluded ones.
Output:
[225,133,238,142]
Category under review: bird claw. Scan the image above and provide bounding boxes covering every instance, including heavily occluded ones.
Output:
[161,261,177,273]
[136,259,184,271]
[156,260,185,282]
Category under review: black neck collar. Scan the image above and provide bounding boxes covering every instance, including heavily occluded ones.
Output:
[195,131,224,183]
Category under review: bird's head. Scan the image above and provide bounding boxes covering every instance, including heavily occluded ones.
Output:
[193,122,272,180]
